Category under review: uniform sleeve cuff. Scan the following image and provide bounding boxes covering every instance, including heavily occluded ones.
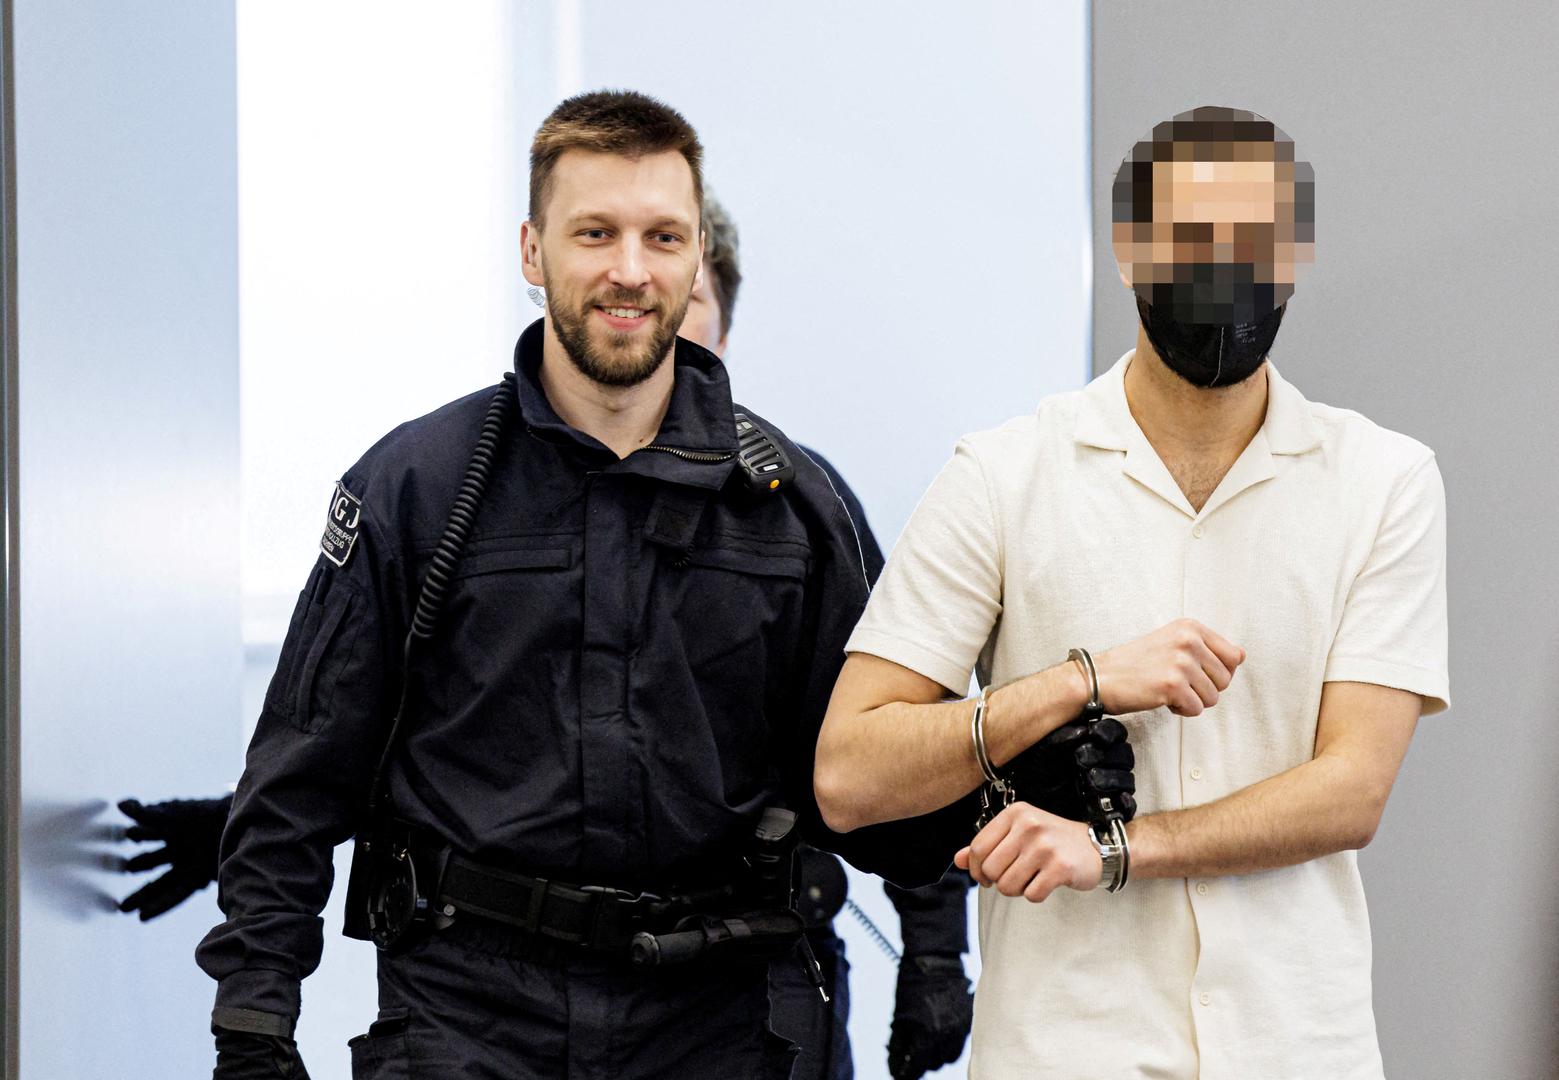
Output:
[1322,655,1450,716]
[213,969,301,1031]
[211,1006,295,1039]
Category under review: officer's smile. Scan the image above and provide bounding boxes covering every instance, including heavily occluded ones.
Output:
[595,305,653,332]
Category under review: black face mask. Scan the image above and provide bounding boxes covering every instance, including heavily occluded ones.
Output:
[1135,293,1285,389]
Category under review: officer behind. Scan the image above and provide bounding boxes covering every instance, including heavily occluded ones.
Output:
[194,89,930,1080]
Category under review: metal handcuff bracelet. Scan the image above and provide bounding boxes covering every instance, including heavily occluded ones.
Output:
[970,647,1131,893]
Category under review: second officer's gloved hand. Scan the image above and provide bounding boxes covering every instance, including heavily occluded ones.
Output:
[887,952,973,1080]
[117,795,231,920]
[213,1029,311,1080]
[1001,715,1138,823]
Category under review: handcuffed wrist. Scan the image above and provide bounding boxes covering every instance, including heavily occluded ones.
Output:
[971,685,1015,826]
[970,685,1000,784]
[1087,818,1130,893]
[1067,647,1102,714]
[1048,656,1092,720]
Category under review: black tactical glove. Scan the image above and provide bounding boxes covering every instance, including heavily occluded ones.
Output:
[117,795,231,920]
[213,1028,311,1080]
[1001,715,1138,824]
[887,952,973,1080]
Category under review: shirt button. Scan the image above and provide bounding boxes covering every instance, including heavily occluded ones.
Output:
[1189,767,1203,780]
[1196,882,1209,896]
[1192,525,1205,539]
[1199,992,1211,1006]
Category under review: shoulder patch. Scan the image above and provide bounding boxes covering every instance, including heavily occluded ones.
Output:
[320,480,363,567]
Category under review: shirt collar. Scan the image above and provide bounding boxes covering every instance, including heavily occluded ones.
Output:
[1072,349,1322,456]
[1072,349,1322,520]
[512,318,739,489]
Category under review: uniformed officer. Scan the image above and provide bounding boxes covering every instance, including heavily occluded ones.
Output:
[194,90,960,1080]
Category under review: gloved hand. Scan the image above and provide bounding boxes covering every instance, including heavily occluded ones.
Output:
[1001,715,1138,824]
[117,795,231,920]
[887,952,973,1080]
[213,1028,311,1080]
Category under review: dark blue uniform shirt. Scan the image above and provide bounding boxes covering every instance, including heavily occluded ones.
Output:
[197,321,965,1024]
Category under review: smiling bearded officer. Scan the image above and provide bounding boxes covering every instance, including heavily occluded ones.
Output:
[196,90,954,1080]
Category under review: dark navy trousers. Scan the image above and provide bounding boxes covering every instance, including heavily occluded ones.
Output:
[768,928,852,1080]
[349,918,799,1079]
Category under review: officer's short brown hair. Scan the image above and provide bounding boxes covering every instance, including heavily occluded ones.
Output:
[529,90,704,228]
[701,194,742,339]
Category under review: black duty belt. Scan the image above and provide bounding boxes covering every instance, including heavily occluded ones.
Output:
[435,853,729,953]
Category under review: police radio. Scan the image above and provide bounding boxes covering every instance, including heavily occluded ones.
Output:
[734,412,793,496]
[343,375,515,949]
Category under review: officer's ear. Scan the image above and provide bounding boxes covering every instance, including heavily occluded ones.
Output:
[521,220,545,288]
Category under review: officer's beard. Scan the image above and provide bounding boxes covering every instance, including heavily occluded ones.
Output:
[548,286,690,389]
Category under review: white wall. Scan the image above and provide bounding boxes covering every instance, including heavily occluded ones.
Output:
[14,3,241,1077]
[567,0,1091,548]
[239,1,529,627]
[236,3,531,1069]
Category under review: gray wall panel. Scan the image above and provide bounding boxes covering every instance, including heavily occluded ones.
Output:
[1090,4,1559,1077]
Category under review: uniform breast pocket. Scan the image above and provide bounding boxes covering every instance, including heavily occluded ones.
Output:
[674,543,810,684]
[451,545,573,579]
[427,539,580,717]
[440,540,577,634]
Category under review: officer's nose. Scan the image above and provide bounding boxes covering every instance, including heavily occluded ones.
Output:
[606,236,652,292]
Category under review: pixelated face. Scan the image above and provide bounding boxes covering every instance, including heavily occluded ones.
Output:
[678,260,726,356]
[1112,109,1314,325]
[521,148,703,387]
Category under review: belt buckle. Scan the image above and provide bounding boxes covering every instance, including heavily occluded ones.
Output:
[522,876,550,934]
[579,885,663,951]
[580,884,670,909]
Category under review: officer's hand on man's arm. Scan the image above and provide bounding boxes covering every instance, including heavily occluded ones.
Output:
[116,795,233,920]
[1001,714,1138,823]
[213,1027,311,1080]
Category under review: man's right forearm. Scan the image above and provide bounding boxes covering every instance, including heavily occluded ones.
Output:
[815,656,1090,832]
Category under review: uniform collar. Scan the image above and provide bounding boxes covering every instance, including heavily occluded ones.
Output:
[512,318,739,490]
[1072,349,1323,519]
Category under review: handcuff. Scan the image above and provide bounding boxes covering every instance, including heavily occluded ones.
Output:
[970,648,1130,893]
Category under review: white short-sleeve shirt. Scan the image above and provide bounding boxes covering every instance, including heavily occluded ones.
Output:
[845,352,1449,1080]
